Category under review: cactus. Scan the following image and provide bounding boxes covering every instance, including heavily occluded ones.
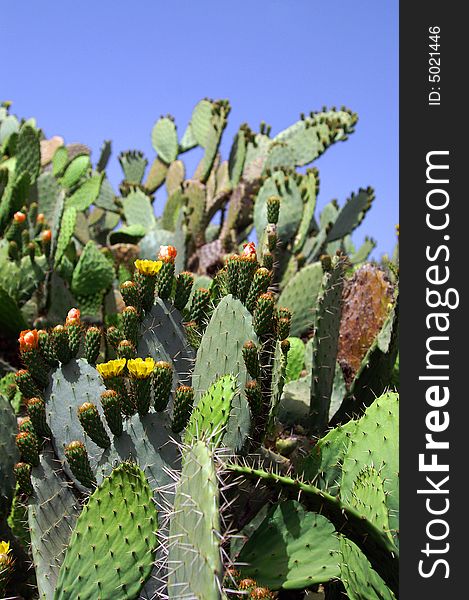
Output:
[54,463,158,599]
[28,449,81,598]
[0,393,19,514]
[168,441,223,600]
[0,99,398,600]
[237,500,340,590]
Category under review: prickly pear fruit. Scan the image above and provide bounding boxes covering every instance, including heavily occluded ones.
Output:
[153,361,173,412]
[14,462,33,495]
[100,390,123,436]
[84,326,101,365]
[243,341,260,378]
[16,430,40,466]
[172,385,194,433]
[77,402,110,449]
[254,293,276,336]
[64,441,96,488]
[26,397,51,437]
[174,271,194,311]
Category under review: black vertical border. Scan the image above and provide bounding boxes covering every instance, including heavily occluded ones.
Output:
[400,3,465,597]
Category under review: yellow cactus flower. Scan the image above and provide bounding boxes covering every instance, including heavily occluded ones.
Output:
[0,540,10,555]
[134,259,163,276]
[127,357,155,379]
[96,358,126,379]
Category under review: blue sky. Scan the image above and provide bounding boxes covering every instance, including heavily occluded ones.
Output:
[1,0,398,256]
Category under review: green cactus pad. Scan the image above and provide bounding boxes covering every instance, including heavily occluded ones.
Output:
[28,448,81,599]
[16,123,41,182]
[326,188,375,243]
[340,392,399,546]
[274,109,356,167]
[339,537,396,600]
[0,393,19,513]
[152,116,179,164]
[309,256,346,430]
[278,263,323,337]
[139,298,195,389]
[54,206,77,267]
[228,462,398,595]
[192,295,256,451]
[118,150,148,184]
[65,172,103,211]
[61,154,91,188]
[168,441,223,600]
[122,187,156,231]
[238,500,340,590]
[349,466,393,544]
[55,463,158,600]
[285,337,305,383]
[71,241,115,296]
[184,374,236,447]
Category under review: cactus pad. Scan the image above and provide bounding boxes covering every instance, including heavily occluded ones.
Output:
[237,500,340,590]
[168,441,222,600]
[55,463,158,600]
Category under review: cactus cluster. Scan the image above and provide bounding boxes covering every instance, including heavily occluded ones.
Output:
[0,98,399,599]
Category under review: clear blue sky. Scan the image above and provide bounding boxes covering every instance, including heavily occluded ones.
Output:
[1,0,398,256]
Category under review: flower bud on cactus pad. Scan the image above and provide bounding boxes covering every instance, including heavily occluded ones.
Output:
[266,195,280,224]
[100,390,123,436]
[157,258,175,300]
[38,330,58,367]
[242,341,260,378]
[14,462,33,495]
[226,254,240,297]
[262,250,274,270]
[237,255,259,303]
[16,431,40,466]
[246,268,272,312]
[66,323,82,357]
[51,325,71,364]
[27,397,51,437]
[64,441,96,489]
[253,293,276,336]
[174,272,194,311]
[153,361,173,411]
[127,358,155,416]
[120,280,140,309]
[189,288,211,326]
[15,369,42,399]
[277,317,291,341]
[106,325,122,349]
[18,416,34,434]
[266,224,277,252]
[122,306,139,346]
[184,320,201,350]
[117,339,137,360]
[245,380,262,416]
[172,385,194,433]
[77,402,110,449]
[84,326,101,365]
[134,260,161,312]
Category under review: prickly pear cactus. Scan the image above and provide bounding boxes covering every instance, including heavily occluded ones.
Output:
[0,98,399,600]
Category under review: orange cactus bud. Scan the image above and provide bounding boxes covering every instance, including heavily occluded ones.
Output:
[36,213,45,224]
[158,245,177,262]
[41,229,52,242]
[18,329,39,351]
[242,241,257,258]
[13,211,26,223]
[65,308,81,325]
